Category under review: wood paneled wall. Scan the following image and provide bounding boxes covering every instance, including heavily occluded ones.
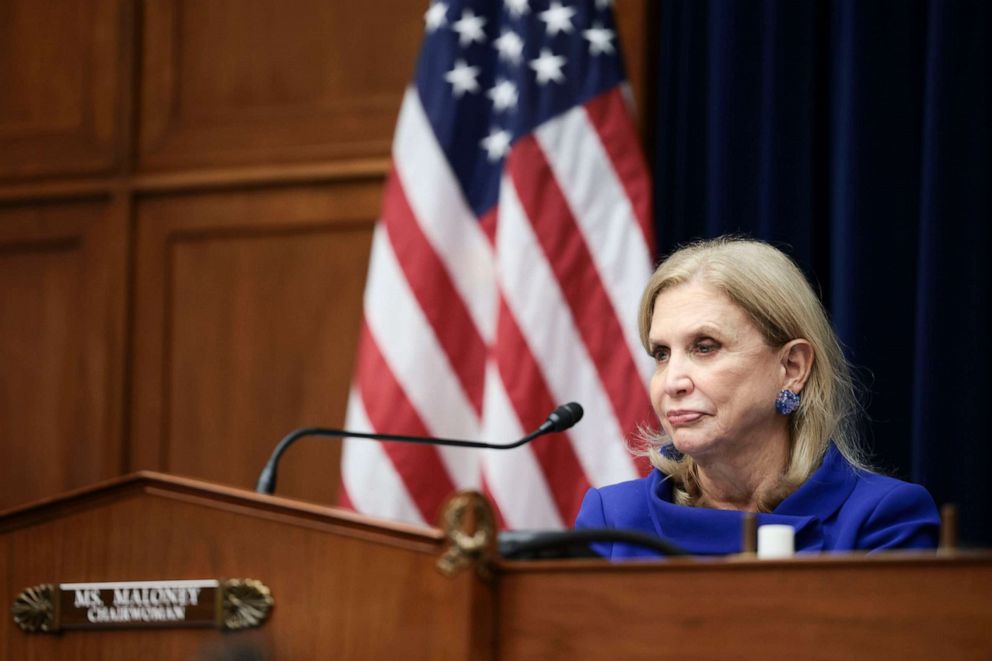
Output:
[0,0,655,512]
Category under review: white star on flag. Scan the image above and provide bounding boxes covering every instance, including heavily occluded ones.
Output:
[582,23,615,55]
[424,2,448,32]
[452,9,487,46]
[505,0,530,18]
[529,48,567,85]
[487,79,519,111]
[445,59,481,96]
[480,127,512,161]
[493,29,525,65]
[595,0,614,9]
[539,1,576,36]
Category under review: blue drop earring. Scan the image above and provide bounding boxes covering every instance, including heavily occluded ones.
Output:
[775,389,801,415]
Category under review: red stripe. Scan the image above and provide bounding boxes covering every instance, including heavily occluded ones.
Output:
[583,88,655,256]
[478,206,499,247]
[383,168,487,415]
[494,296,590,525]
[507,136,655,439]
[336,483,356,512]
[355,320,458,523]
[479,473,509,530]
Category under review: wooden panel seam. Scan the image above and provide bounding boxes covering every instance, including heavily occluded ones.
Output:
[0,161,390,205]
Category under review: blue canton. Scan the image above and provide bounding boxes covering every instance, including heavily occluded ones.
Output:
[415,0,627,216]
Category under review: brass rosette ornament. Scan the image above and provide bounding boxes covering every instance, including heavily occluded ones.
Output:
[220,578,274,630]
[11,583,56,633]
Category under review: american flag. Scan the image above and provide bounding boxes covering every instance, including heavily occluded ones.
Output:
[339,0,655,530]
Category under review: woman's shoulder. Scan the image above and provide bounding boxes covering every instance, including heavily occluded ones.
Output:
[831,462,940,550]
[575,471,662,528]
[847,467,938,515]
[817,444,936,511]
[780,446,939,550]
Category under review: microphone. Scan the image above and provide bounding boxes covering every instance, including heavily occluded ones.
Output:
[255,402,584,495]
[499,528,687,559]
[541,401,584,433]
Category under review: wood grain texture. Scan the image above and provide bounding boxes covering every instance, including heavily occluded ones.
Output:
[1,473,486,661]
[0,0,656,519]
[0,200,126,512]
[0,0,125,179]
[138,0,423,171]
[130,183,380,504]
[4,476,990,660]
[494,555,992,660]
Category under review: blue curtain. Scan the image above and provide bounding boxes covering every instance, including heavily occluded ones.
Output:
[653,0,991,544]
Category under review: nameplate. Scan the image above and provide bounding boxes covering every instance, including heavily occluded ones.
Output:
[12,579,273,633]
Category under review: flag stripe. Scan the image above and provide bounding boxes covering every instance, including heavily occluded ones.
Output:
[535,98,655,378]
[381,168,487,415]
[365,223,479,444]
[340,390,424,524]
[478,207,499,247]
[337,479,355,511]
[508,136,655,442]
[355,321,457,523]
[478,471,509,531]
[359,225,480,484]
[496,174,640,487]
[394,87,497,342]
[583,88,655,252]
[478,362,564,528]
[493,295,591,524]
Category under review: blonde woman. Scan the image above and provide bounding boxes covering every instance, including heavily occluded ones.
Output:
[575,237,939,558]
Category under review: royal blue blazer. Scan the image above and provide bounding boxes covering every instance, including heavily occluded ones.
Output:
[574,444,940,559]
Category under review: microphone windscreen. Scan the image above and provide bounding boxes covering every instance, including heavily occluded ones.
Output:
[546,402,584,432]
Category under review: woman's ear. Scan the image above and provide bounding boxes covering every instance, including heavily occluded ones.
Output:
[780,339,814,393]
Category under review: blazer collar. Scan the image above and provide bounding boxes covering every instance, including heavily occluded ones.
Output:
[774,443,858,520]
[644,444,856,555]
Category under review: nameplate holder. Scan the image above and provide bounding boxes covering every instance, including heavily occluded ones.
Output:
[11,578,273,633]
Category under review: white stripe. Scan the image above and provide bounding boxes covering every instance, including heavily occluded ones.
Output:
[342,389,426,525]
[535,105,654,382]
[496,176,640,487]
[394,87,498,343]
[361,224,480,488]
[479,364,563,529]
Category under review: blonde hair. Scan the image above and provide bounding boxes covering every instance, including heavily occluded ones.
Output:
[638,237,868,510]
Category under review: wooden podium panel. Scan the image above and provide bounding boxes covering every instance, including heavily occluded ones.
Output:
[5,474,991,660]
[495,553,992,660]
[1,473,482,661]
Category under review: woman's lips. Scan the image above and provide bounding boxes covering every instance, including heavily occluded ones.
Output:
[666,410,704,426]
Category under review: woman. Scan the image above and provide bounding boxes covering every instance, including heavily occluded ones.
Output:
[575,237,940,558]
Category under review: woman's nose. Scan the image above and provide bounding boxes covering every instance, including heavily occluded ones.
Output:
[662,354,694,397]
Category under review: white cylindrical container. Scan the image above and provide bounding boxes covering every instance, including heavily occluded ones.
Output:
[757,524,795,559]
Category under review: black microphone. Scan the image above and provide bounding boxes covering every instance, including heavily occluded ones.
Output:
[499,528,687,559]
[255,402,584,494]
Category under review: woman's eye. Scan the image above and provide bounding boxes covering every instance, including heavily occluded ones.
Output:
[695,341,719,354]
[651,347,669,362]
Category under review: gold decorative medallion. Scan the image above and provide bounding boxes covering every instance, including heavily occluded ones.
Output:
[437,490,497,579]
[11,584,55,633]
[220,579,274,631]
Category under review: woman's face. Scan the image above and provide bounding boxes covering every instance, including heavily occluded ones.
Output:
[647,282,788,462]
